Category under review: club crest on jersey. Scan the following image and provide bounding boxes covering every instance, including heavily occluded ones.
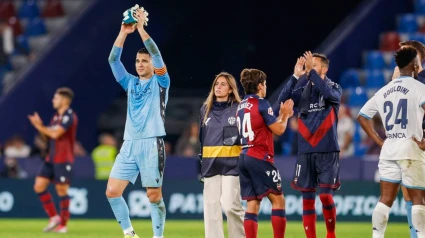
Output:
[268,107,273,116]
[228,116,236,125]
[62,115,69,124]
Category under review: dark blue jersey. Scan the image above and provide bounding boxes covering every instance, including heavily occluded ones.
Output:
[277,70,342,154]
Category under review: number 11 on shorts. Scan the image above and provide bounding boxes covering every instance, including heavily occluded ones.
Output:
[295,164,301,177]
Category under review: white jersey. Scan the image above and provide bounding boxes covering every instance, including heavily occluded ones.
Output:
[359,76,425,160]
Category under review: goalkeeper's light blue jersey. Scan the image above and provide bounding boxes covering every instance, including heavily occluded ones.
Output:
[108,39,170,140]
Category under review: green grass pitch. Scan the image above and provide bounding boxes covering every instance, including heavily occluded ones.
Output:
[0,219,409,238]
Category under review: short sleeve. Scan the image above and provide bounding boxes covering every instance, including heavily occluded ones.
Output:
[60,110,74,130]
[258,99,278,126]
[359,96,378,120]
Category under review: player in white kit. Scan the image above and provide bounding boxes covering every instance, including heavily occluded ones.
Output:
[357,47,425,238]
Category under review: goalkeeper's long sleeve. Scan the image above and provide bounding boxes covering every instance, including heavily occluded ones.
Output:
[143,38,165,69]
[143,38,170,88]
[108,46,130,91]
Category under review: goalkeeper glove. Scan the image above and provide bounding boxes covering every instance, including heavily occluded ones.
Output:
[122,4,149,26]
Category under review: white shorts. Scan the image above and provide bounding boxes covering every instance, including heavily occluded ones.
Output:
[379,159,425,190]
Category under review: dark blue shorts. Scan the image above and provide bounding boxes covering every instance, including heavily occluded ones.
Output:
[38,162,73,184]
[291,152,340,192]
[238,154,283,201]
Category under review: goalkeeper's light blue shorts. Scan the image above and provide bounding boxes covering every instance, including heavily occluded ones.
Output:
[109,137,166,187]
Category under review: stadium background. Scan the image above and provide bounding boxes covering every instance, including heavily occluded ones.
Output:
[0,0,421,237]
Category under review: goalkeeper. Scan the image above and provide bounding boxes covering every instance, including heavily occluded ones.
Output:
[106,5,170,238]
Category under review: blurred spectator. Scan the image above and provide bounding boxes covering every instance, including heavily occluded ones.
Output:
[74,140,87,156]
[175,121,200,157]
[0,19,13,83]
[278,116,298,156]
[164,140,173,156]
[0,19,13,63]
[337,104,354,158]
[4,135,31,158]
[365,116,386,155]
[30,134,48,158]
[91,133,117,180]
[0,157,28,179]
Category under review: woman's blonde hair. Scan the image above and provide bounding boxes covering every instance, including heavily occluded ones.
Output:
[203,72,241,125]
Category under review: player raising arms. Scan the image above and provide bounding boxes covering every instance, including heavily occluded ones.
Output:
[276,52,342,238]
[357,47,425,238]
[106,7,170,238]
[28,87,78,233]
[237,68,294,238]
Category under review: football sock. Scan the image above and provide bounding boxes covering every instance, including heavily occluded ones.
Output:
[108,197,133,232]
[319,188,336,238]
[271,209,286,238]
[244,212,258,238]
[412,205,425,238]
[151,198,166,237]
[59,195,70,226]
[38,190,58,218]
[372,202,390,238]
[406,200,418,238]
[302,192,317,238]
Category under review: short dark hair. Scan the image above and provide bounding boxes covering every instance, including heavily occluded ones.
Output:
[394,47,417,69]
[56,87,74,101]
[240,68,267,95]
[399,40,425,61]
[313,53,330,67]
[137,48,150,56]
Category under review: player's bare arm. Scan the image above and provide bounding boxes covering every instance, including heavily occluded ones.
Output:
[356,115,384,147]
[412,104,425,149]
[28,112,66,140]
[269,99,294,136]
[412,137,425,150]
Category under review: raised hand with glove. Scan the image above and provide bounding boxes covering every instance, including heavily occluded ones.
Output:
[122,4,149,26]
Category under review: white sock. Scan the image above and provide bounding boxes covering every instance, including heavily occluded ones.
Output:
[412,205,425,238]
[123,226,134,235]
[372,202,391,238]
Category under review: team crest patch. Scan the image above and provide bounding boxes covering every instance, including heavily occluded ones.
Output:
[228,116,236,125]
[62,115,69,124]
[277,183,282,191]
[268,107,274,116]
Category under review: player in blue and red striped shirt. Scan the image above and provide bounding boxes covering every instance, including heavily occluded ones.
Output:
[28,87,78,233]
[237,68,294,238]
